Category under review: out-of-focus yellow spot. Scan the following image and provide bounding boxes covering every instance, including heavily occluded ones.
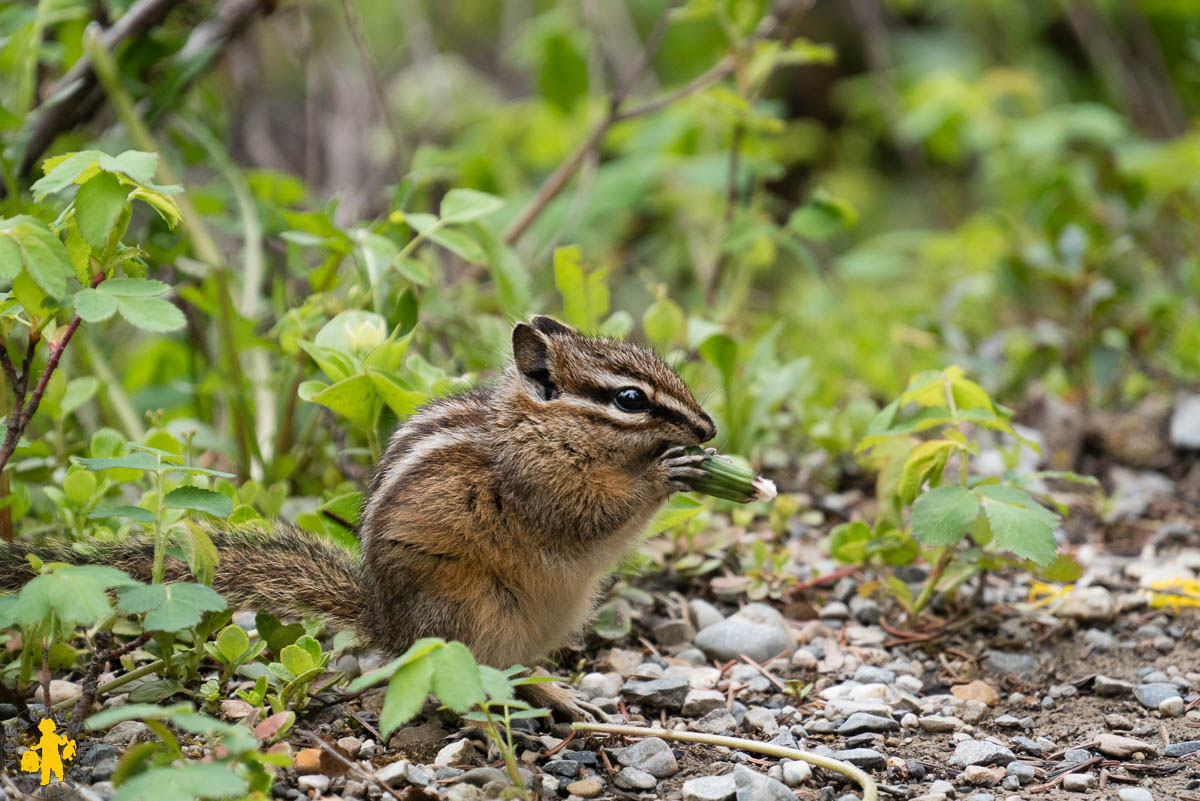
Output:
[1028,581,1073,608]
[1147,578,1200,611]
[389,211,406,224]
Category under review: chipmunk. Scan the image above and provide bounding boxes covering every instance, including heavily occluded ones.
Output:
[0,316,717,715]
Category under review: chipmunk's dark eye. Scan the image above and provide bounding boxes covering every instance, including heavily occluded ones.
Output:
[613,387,650,412]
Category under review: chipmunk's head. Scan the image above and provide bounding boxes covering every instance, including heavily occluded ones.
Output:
[510,315,717,453]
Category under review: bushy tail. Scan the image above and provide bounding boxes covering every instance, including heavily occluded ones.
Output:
[0,524,367,633]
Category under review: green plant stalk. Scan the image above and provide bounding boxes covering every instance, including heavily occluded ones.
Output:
[481,704,527,800]
[573,722,876,801]
[681,447,776,503]
[85,26,261,478]
[150,459,166,584]
[910,545,956,620]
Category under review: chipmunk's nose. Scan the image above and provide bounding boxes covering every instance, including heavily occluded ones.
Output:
[694,413,717,443]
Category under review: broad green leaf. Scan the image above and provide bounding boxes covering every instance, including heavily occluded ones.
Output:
[7,565,139,628]
[88,504,155,523]
[553,245,608,330]
[788,188,856,240]
[367,370,426,419]
[98,277,170,296]
[429,640,485,714]
[115,295,186,332]
[698,333,739,381]
[61,376,99,415]
[76,452,159,472]
[897,439,954,504]
[32,150,108,198]
[975,484,1059,566]
[426,226,487,264]
[379,656,434,738]
[118,582,228,632]
[309,374,377,431]
[479,664,517,703]
[75,172,130,249]
[164,486,233,518]
[87,702,194,730]
[279,643,315,676]
[128,187,181,228]
[0,215,74,298]
[393,257,433,286]
[216,625,250,662]
[828,520,871,563]
[910,485,979,546]
[646,494,704,536]
[347,637,445,692]
[0,236,20,280]
[439,188,504,223]
[63,469,96,505]
[110,762,247,801]
[75,288,118,322]
[99,150,158,184]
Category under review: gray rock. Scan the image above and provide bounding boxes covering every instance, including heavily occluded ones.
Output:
[1134,683,1181,709]
[1094,675,1133,697]
[683,688,727,717]
[375,759,409,784]
[852,665,896,684]
[1170,395,1200,448]
[832,749,885,770]
[1063,749,1092,764]
[615,767,658,790]
[622,676,690,709]
[1083,629,1118,651]
[1096,733,1159,759]
[692,710,738,734]
[1117,789,1154,801]
[984,650,1039,678]
[654,619,697,646]
[743,708,779,735]
[919,715,962,733]
[688,599,726,630]
[1106,713,1134,730]
[1006,762,1035,784]
[951,740,1016,767]
[838,712,900,735]
[994,714,1022,728]
[818,601,850,620]
[543,759,579,778]
[682,773,737,801]
[100,720,149,747]
[1164,740,1200,757]
[613,736,679,778]
[779,759,811,787]
[578,671,622,700]
[733,764,793,801]
[694,605,793,663]
[457,767,507,787]
[1011,736,1042,756]
[1061,772,1094,792]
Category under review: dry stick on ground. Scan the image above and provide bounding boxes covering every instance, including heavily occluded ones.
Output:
[299,729,407,801]
[502,0,810,247]
[574,722,878,801]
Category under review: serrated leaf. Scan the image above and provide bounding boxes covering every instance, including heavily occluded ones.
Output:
[61,376,99,415]
[439,188,504,223]
[98,277,169,296]
[0,216,74,298]
[118,582,227,632]
[429,640,485,713]
[75,172,130,249]
[0,236,20,280]
[163,486,233,518]
[75,288,118,322]
[379,656,433,738]
[115,295,186,332]
[98,150,158,184]
[910,485,979,546]
[7,565,139,628]
[32,150,107,199]
[976,484,1060,566]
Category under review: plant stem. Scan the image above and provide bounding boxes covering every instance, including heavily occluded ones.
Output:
[572,722,877,801]
[150,457,165,584]
[910,545,956,621]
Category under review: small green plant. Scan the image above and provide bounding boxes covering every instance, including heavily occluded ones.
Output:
[348,638,551,800]
[830,366,1091,621]
[262,634,328,713]
[203,624,267,682]
[86,702,289,801]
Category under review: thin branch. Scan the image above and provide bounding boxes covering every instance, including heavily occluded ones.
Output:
[16,0,186,180]
[0,345,18,395]
[339,0,408,170]
[298,729,407,801]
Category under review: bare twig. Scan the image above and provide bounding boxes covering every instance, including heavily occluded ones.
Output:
[69,631,112,736]
[0,274,103,476]
[299,728,406,801]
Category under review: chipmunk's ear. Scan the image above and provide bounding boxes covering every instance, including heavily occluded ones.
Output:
[530,315,574,337]
[513,323,558,400]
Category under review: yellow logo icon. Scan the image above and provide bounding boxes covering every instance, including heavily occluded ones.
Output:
[20,718,77,786]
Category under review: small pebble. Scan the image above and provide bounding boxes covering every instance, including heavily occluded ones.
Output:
[1061,772,1094,792]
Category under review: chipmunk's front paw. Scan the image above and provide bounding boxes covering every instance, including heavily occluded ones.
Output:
[658,446,713,493]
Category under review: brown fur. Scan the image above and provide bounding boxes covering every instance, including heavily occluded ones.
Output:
[1,317,716,683]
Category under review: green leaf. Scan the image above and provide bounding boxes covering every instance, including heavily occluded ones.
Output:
[429,640,485,714]
[75,288,118,322]
[439,188,504,223]
[216,625,250,662]
[367,370,426,419]
[110,762,248,801]
[0,236,20,281]
[88,504,155,523]
[309,374,377,431]
[163,486,234,518]
[61,376,100,415]
[828,520,871,563]
[99,277,170,296]
[7,565,139,628]
[897,439,954,504]
[280,643,316,676]
[118,582,228,632]
[975,485,1060,566]
[75,172,130,249]
[75,452,159,472]
[0,215,74,299]
[379,656,434,738]
[100,150,158,184]
[426,226,487,264]
[553,245,608,331]
[910,486,979,546]
[698,333,739,381]
[32,150,107,199]
[788,188,857,240]
[115,295,186,332]
[643,297,684,346]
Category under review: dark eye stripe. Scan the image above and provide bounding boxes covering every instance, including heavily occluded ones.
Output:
[576,382,708,437]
